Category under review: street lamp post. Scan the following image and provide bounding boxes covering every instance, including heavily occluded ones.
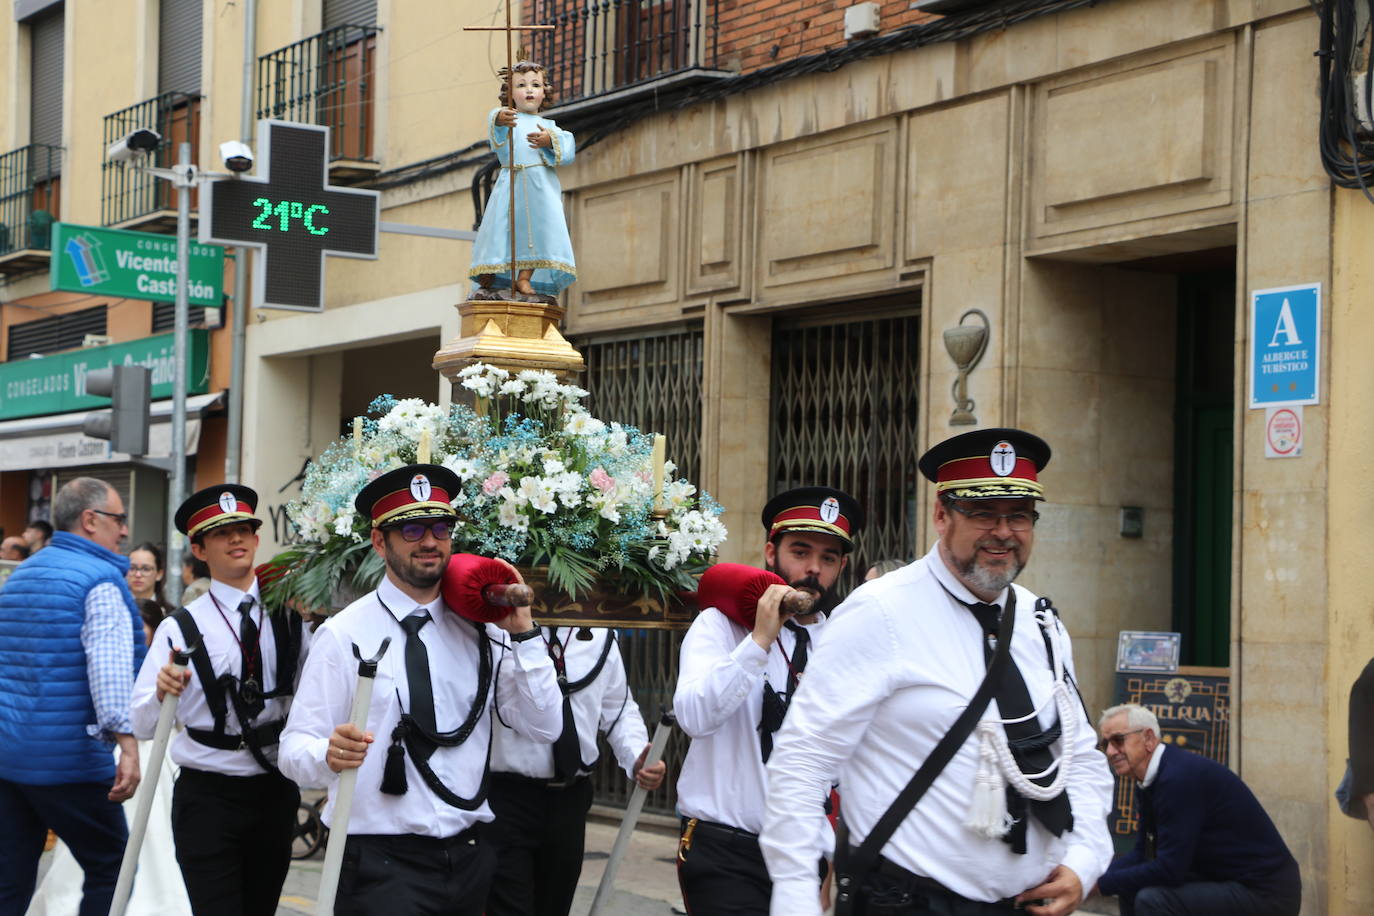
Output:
[165,140,193,605]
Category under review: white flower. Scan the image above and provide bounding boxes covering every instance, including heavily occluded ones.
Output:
[519,476,558,514]
[443,455,479,482]
[498,498,526,529]
[499,379,524,396]
[542,456,566,476]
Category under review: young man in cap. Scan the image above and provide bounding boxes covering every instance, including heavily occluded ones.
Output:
[484,624,667,916]
[673,485,863,915]
[131,484,306,916]
[279,464,564,916]
[760,429,1113,916]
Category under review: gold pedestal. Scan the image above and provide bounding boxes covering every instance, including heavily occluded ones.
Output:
[433,297,585,383]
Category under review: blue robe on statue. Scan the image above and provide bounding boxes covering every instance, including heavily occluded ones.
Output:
[468,108,577,297]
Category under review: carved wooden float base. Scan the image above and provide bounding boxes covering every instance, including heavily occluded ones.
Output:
[520,566,696,630]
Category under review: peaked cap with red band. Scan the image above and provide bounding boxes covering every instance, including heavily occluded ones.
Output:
[761,486,864,553]
[354,463,459,528]
[918,427,1051,501]
[175,484,263,539]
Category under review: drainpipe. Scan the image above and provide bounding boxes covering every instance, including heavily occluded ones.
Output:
[225,0,255,483]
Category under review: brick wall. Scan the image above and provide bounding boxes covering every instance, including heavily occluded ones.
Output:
[524,0,938,103]
[717,0,934,74]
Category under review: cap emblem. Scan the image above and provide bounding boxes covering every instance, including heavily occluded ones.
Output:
[819,497,840,524]
[990,441,1016,477]
[218,491,238,513]
[410,474,432,502]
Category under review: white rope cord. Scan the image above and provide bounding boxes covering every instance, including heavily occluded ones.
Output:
[965,609,1078,839]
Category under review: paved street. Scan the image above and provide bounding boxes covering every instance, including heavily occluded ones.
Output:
[277,816,687,916]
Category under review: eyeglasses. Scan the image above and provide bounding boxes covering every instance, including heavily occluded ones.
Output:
[128,565,157,574]
[90,508,129,526]
[1097,728,1145,752]
[388,521,453,542]
[946,502,1039,531]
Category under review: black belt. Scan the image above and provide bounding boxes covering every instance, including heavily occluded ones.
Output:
[186,718,284,751]
[874,857,1021,911]
[681,817,761,849]
[492,771,589,791]
[349,823,485,851]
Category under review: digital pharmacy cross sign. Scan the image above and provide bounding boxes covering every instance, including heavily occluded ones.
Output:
[1249,283,1320,408]
[201,120,379,311]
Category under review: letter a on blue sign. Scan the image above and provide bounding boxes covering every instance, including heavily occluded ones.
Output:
[1249,283,1320,408]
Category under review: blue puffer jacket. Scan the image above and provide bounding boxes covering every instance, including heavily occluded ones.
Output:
[0,531,147,785]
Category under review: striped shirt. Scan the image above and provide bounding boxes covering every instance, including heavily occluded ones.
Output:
[81,581,136,740]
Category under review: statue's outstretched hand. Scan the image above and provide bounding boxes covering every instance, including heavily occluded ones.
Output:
[496,107,518,128]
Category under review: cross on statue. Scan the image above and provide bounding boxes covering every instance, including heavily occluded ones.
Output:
[201,120,380,311]
[464,8,556,291]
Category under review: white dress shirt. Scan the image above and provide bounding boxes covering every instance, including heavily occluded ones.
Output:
[278,576,563,837]
[131,579,304,777]
[491,627,649,780]
[760,545,1114,916]
[1141,742,1165,788]
[674,605,831,847]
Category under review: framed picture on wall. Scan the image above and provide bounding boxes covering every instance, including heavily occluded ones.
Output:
[1116,630,1182,673]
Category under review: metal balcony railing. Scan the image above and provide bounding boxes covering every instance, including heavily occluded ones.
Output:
[527,0,719,105]
[0,144,61,255]
[257,24,380,163]
[101,92,202,227]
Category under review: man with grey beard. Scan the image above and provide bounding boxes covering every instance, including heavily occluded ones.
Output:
[760,428,1112,916]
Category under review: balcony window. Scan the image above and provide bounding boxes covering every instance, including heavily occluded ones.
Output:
[0,143,62,273]
[101,92,202,231]
[257,24,380,180]
[528,0,726,113]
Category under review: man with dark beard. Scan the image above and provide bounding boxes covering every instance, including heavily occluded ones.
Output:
[673,486,862,915]
[760,429,1112,916]
[279,464,563,915]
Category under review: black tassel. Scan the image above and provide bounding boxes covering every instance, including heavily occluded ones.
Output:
[380,724,409,795]
[575,627,594,641]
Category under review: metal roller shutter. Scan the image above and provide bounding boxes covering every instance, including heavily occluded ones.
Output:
[29,9,62,151]
[323,0,376,29]
[158,0,202,95]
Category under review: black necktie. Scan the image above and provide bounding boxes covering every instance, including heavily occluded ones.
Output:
[546,628,582,781]
[401,612,436,735]
[785,622,809,696]
[238,597,265,717]
[965,600,1073,853]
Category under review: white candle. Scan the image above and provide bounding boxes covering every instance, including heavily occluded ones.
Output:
[352,417,363,455]
[651,434,665,511]
[418,429,431,465]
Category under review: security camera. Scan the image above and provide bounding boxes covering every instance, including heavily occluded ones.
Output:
[106,128,162,162]
[219,140,255,173]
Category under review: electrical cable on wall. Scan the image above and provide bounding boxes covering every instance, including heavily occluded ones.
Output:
[1316,0,1374,200]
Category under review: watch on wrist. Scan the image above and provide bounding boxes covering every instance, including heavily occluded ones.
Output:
[511,626,542,643]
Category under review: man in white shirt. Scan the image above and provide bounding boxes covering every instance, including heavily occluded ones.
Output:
[674,485,863,915]
[278,464,564,916]
[132,484,305,916]
[484,625,666,916]
[760,428,1114,916]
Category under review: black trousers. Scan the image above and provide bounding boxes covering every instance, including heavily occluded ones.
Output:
[336,826,496,916]
[170,766,298,916]
[677,818,773,916]
[0,778,127,916]
[846,857,1020,916]
[1123,880,1301,916]
[485,772,595,916]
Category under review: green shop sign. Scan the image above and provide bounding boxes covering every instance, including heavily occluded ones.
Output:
[50,222,225,307]
[0,330,209,421]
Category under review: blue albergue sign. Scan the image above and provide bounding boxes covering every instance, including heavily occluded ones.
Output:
[1250,283,1320,408]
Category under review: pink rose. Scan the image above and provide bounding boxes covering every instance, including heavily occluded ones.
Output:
[482,471,509,495]
[589,467,615,493]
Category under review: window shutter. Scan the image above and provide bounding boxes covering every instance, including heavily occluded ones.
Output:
[29,9,63,152]
[158,0,203,95]
[323,0,377,29]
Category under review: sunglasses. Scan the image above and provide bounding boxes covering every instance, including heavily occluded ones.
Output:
[90,508,129,526]
[387,520,454,542]
[1097,728,1145,752]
